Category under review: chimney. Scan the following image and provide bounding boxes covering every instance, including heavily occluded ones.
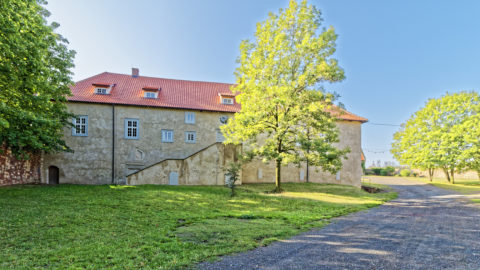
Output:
[132,68,139,78]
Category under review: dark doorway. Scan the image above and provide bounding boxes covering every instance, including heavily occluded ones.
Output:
[48,166,59,185]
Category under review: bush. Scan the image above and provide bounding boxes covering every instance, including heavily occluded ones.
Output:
[379,169,388,176]
[371,168,382,175]
[384,166,395,176]
[400,169,411,177]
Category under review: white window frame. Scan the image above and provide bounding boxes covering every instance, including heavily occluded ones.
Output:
[144,92,157,99]
[185,131,196,143]
[162,129,174,143]
[222,97,234,105]
[95,87,108,94]
[185,112,196,124]
[72,115,88,136]
[124,118,139,139]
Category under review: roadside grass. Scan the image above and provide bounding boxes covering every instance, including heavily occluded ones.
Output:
[399,176,480,194]
[0,183,396,269]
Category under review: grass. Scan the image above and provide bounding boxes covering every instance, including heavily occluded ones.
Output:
[0,182,396,269]
[399,176,480,194]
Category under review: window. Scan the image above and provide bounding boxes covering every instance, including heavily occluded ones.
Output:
[185,112,195,124]
[144,92,157,99]
[185,131,196,143]
[162,129,174,142]
[222,97,234,105]
[95,87,108,94]
[72,116,88,136]
[124,119,139,139]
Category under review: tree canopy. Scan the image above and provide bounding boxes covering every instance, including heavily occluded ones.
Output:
[0,0,75,157]
[222,0,348,192]
[391,91,480,183]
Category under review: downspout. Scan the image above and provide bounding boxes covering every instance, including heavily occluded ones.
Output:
[112,104,115,184]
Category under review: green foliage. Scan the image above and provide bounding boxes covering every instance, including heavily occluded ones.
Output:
[0,0,75,157]
[391,92,480,183]
[222,0,348,191]
[224,161,242,197]
[400,169,411,177]
[0,183,396,269]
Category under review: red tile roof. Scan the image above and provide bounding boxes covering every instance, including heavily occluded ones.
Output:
[69,72,368,122]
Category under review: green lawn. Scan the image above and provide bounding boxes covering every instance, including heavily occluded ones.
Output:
[0,183,396,269]
[401,176,480,194]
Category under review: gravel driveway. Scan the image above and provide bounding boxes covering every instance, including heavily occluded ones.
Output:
[199,177,480,269]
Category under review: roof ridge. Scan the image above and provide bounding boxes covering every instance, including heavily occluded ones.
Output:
[101,71,235,86]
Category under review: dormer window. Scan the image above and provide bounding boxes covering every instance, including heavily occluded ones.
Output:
[218,93,235,105]
[222,97,234,105]
[96,88,108,94]
[144,92,157,99]
[142,86,160,99]
[93,83,113,95]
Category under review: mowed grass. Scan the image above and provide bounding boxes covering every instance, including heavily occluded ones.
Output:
[0,183,396,269]
[402,176,480,194]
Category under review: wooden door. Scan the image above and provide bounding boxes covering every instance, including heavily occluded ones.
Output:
[48,166,59,185]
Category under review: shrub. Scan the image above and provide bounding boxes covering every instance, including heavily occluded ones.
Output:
[371,168,382,175]
[380,169,388,176]
[384,166,395,176]
[400,169,411,177]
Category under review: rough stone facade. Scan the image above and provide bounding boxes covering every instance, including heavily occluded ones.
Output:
[242,121,363,187]
[0,147,41,186]
[127,143,241,185]
[42,102,234,184]
[42,102,364,187]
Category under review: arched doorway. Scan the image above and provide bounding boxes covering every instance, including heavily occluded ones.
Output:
[48,166,59,185]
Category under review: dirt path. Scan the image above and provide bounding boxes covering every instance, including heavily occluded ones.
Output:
[199,177,480,269]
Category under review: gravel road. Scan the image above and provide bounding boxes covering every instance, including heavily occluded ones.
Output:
[199,177,480,269]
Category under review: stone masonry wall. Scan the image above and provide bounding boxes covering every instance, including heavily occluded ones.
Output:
[0,147,41,186]
[127,143,241,185]
[43,103,234,184]
[241,121,363,187]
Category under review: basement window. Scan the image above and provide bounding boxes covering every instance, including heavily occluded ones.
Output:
[72,115,88,136]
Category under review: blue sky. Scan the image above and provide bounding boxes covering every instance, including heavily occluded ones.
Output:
[47,0,480,166]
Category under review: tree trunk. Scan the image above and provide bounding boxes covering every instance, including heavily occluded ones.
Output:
[306,161,309,183]
[428,168,434,182]
[450,168,455,184]
[442,167,451,182]
[275,159,282,193]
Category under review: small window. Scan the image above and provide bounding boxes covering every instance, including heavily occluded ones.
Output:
[72,116,88,136]
[162,129,174,143]
[125,119,139,139]
[185,131,196,143]
[144,92,157,99]
[95,88,108,94]
[185,112,195,124]
[222,97,234,105]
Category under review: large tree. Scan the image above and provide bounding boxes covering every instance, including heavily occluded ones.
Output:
[222,0,348,192]
[391,92,480,183]
[0,0,75,158]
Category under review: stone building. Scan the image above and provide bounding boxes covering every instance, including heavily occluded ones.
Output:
[41,69,367,187]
